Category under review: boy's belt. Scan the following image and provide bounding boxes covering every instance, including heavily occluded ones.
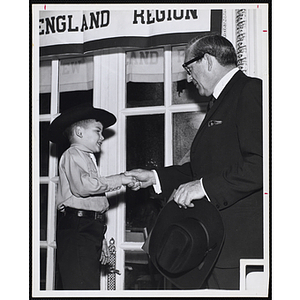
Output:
[64,206,105,222]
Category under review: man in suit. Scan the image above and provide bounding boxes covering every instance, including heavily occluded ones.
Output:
[125,34,263,290]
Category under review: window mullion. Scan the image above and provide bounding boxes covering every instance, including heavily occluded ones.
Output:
[164,46,173,167]
[45,59,59,290]
[50,60,59,116]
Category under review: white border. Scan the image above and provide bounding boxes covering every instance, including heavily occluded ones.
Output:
[30,2,270,298]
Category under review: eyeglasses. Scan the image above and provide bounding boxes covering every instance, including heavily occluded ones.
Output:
[182,53,205,76]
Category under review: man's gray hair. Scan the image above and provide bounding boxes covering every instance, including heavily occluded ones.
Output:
[187,34,237,67]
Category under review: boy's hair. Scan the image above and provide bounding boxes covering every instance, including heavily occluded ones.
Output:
[63,119,96,142]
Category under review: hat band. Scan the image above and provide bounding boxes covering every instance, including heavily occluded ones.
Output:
[196,220,218,271]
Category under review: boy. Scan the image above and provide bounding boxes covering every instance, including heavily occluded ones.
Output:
[48,104,135,290]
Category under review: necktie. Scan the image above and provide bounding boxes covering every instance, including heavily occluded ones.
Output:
[89,153,100,176]
[207,95,216,112]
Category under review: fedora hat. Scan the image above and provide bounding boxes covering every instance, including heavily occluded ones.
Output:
[147,198,224,289]
[48,104,116,144]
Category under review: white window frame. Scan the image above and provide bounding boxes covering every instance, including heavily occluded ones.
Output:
[36,60,60,291]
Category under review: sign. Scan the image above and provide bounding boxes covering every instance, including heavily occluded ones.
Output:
[39,9,222,56]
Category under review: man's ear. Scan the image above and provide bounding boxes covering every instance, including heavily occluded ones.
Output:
[204,53,213,71]
[75,126,83,138]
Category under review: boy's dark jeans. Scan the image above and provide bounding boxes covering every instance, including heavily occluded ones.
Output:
[56,212,106,290]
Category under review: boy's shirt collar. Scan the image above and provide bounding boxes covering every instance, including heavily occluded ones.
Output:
[70,143,93,153]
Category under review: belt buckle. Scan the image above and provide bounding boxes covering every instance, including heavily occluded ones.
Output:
[77,210,84,217]
[95,212,102,220]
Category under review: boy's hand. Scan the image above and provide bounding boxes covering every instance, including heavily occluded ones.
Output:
[124,169,156,191]
[100,238,110,265]
[120,173,137,186]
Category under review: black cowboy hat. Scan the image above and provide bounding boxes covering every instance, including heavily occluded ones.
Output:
[147,198,224,289]
[48,104,116,144]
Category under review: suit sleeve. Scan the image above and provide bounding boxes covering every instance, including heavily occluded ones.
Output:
[156,162,194,200]
[203,79,263,209]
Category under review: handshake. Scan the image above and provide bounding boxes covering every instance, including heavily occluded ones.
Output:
[120,169,205,209]
[120,169,156,191]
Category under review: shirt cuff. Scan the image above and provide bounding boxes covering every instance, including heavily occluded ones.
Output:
[152,170,162,194]
[200,178,211,202]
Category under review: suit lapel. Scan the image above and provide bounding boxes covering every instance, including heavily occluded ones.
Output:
[191,70,245,149]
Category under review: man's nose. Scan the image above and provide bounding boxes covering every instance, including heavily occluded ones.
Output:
[187,74,193,83]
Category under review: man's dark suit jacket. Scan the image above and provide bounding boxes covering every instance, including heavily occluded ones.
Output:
[157,70,263,269]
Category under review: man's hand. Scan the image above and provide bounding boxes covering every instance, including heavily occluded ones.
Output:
[124,169,156,191]
[173,180,205,208]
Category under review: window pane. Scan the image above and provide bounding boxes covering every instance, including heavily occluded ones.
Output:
[40,60,51,95]
[171,45,208,105]
[40,184,48,241]
[125,250,163,290]
[172,80,206,105]
[173,112,205,165]
[126,82,164,107]
[40,121,50,176]
[40,248,47,290]
[126,48,164,107]
[39,93,51,114]
[126,114,164,169]
[59,90,93,113]
[125,115,164,237]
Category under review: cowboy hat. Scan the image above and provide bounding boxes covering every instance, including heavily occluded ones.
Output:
[147,198,224,289]
[48,104,116,144]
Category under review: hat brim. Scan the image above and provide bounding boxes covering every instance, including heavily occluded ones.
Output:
[148,198,224,289]
[48,105,116,143]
